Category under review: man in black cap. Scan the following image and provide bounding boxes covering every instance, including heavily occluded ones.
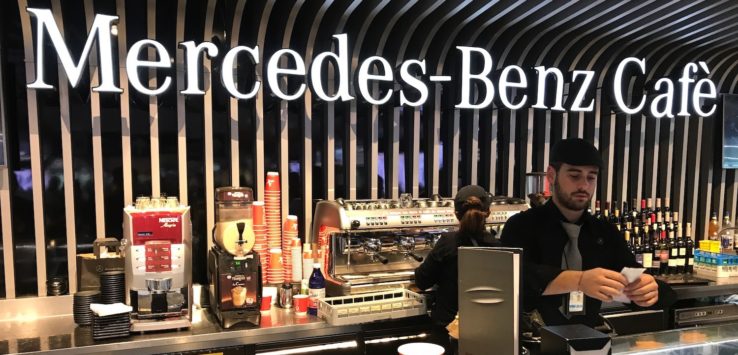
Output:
[501,138,672,328]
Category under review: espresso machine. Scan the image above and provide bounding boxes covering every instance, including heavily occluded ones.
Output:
[208,187,262,329]
[310,193,528,296]
[123,196,192,332]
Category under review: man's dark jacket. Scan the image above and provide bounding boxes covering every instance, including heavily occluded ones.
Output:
[501,201,676,327]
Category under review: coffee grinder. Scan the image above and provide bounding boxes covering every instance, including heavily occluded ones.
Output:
[122,196,192,332]
[208,187,262,328]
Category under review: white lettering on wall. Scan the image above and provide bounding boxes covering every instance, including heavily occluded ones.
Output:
[309,34,353,102]
[613,57,646,115]
[23,8,720,117]
[571,70,595,112]
[399,59,428,107]
[532,66,565,111]
[499,65,527,110]
[221,46,260,99]
[267,49,306,101]
[180,41,219,95]
[126,39,172,96]
[455,46,494,109]
[357,56,393,105]
[27,8,121,92]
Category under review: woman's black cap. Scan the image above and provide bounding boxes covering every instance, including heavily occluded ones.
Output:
[454,185,492,213]
[550,138,602,168]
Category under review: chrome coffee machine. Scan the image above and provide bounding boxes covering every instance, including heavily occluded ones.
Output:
[123,196,192,332]
[208,187,262,329]
[311,193,528,296]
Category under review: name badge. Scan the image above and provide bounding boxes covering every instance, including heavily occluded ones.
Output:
[568,291,585,314]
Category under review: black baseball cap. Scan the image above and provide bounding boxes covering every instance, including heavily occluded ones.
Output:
[550,138,602,168]
[454,185,492,213]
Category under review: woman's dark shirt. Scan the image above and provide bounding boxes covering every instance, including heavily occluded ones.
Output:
[415,230,500,326]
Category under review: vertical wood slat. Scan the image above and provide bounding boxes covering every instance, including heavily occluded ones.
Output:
[84,0,105,242]
[432,85,442,195]
[620,116,631,205]
[303,91,313,237]
[18,0,48,296]
[489,110,498,195]
[606,113,616,204]
[0,32,15,298]
[229,0,247,188]
[507,110,516,197]
[147,0,160,197]
[51,0,77,294]
[693,117,705,239]
[176,0,187,204]
[254,1,276,202]
[203,0,216,251]
[525,109,533,175]
[451,109,460,196]
[677,117,689,231]
[325,66,335,201]
[392,108,400,199]
[413,109,421,196]
[636,115,646,204]
[370,85,379,199]
[116,0,133,206]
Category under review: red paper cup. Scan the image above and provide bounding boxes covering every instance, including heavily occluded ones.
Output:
[261,295,272,311]
[252,202,265,225]
[293,294,309,315]
[266,172,280,191]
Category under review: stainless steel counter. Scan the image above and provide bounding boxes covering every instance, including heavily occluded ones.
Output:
[612,323,738,354]
[0,305,363,354]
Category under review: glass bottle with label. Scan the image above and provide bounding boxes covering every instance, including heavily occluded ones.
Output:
[709,212,720,241]
[721,212,733,253]
[308,263,326,316]
[676,224,686,274]
[685,223,695,274]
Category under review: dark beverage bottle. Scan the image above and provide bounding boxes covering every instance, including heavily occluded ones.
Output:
[685,223,694,274]
[622,201,632,225]
[625,230,634,255]
[594,200,602,220]
[668,227,678,274]
[640,199,653,224]
[655,198,662,225]
[648,223,660,275]
[634,227,644,266]
[611,205,621,226]
[664,197,672,224]
[676,224,686,274]
[659,227,669,275]
[603,207,610,224]
[632,198,640,226]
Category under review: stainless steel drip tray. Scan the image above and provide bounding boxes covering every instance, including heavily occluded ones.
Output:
[335,271,415,284]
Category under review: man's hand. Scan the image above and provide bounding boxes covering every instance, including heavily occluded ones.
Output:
[624,273,659,307]
[579,268,628,302]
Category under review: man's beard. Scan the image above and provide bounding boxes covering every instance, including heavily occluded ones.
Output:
[553,178,591,211]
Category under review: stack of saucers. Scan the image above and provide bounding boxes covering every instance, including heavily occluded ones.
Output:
[100,271,125,304]
[90,303,131,341]
[73,291,101,326]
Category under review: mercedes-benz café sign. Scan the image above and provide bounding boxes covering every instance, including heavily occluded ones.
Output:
[26,8,718,118]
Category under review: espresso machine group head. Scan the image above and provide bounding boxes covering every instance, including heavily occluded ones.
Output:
[123,196,192,332]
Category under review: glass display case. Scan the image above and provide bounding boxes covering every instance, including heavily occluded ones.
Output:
[613,323,738,354]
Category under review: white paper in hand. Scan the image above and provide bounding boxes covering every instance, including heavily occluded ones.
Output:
[612,267,646,303]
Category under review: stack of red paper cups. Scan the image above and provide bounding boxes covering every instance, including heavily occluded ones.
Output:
[266,248,285,285]
[252,201,268,270]
[282,216,299,282]
[265,172,282,249]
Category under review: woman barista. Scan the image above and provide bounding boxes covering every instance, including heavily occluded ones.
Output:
[414,185,500,349]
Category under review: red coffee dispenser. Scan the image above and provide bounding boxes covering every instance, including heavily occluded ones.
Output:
[123,196,192,332]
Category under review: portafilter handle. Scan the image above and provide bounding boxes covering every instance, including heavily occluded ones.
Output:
[363,238,388,264]
[398,236,424,262]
